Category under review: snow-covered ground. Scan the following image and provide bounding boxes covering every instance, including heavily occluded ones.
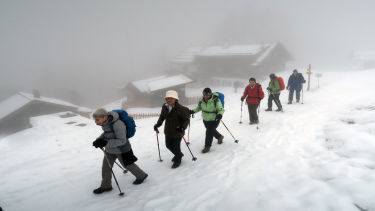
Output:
[1,69,375,211]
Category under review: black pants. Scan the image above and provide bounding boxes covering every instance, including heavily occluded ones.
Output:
[288,89,301,102]
[165,137,183,162]
[203,120,222,147]
[268,93,282,109]
[247,104,259,123]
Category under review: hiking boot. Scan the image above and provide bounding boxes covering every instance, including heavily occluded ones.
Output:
[265,108,272,111]
[201,147,210,153]
[93,187,113,194]
[218,136,224,144]
[287,101,292,104]
[171,161,181,169]
[133,173,148,185]
[276,108,282,112]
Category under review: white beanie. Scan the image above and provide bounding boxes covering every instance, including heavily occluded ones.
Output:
[165,90,179,100]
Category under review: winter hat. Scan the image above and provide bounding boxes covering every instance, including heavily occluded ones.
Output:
[93,108,108,118]
[165,90,179,100]
[293,69,298,73]
[202,87,212,96]
[269,73,276,79]
[249,77,256,82]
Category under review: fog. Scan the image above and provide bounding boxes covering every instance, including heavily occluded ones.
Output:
[1,0,375,107]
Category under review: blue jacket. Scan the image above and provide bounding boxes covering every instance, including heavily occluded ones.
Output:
[287,73,305,91]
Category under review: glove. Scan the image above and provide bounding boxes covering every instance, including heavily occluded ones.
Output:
[241,97,244,102]
[93,138,107,148]
[215,114,222,121]
[189,110,195,118]
[267,87,271,91]
[176,127,185,136]
[154,124,160,133]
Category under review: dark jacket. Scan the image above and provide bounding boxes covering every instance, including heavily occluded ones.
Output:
[156,102,190,139]
[287,73,306,91]
[99,111,132,154]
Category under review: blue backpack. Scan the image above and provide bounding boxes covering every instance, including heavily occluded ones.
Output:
[214,92,225,107]
[111,110,136,139]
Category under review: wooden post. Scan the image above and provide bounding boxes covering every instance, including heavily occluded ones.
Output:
[306,64,313,91]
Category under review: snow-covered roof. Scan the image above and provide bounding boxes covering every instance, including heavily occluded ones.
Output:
[0,92,81,120]
[131,74,193,93]
[173,43,277,64]
[252,43,277,66]
[197,44,267,56]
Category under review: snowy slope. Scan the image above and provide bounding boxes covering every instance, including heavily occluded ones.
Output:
[1,70,375,211]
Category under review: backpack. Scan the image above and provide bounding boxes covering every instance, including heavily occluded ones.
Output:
[297,73,306,83]
[214,92,225,108]
[111,109,136,139]
[256,83,262,101]
[278,77,285,91]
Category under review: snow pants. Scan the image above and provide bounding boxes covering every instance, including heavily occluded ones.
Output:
[203,120,222,147]
[267,93,282,110]
[165,136,183,163]
[247,104,259,123]
[288,89,301,102]
[101,150,147,188]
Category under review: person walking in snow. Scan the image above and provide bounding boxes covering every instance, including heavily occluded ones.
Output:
[287,69,306,104]
[266,73,283,112]
[92,108,148,194]
[153,90,190,169]
[241,78,264,124]
[190,88,225,153]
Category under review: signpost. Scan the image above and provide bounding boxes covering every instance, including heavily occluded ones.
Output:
[306,64,313,91]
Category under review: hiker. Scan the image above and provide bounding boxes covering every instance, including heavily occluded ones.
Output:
[153,90,190,169]
[241,78,264,124]
[266,73,283,112]
[287,69,306,104]
[190,88,224,153]
[92,108,148,194]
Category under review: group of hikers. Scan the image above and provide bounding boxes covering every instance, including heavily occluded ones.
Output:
[90,69,306,195]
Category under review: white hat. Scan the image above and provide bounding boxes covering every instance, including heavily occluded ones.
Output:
[165,90,179,100]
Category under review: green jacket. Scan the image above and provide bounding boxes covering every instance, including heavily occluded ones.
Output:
[193,93,224,121]
[268,79,281,94]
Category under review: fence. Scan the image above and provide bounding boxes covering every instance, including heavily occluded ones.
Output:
[129,96,200,120]
[130,113,160,120]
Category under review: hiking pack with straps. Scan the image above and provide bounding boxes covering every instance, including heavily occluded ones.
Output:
[247,83,262,101]
[213,92,225,108]
[278,77,285,90]
[110,110,136,139]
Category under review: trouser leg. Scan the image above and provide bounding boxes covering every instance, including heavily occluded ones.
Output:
[288,90,294,102]
[296,90,301,102]
[101,152,117,188]
[268,94,274,109]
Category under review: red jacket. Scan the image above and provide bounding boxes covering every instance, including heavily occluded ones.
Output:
[241,83,264,104]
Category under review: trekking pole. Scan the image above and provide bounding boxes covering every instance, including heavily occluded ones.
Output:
[100,148,124,196]
[114,160,128,174]
[240,101,244,124]
[257,103,260,130]
[220,120,239,143]
[187,122,191,145]
[182,136,197,161]
[155,132,163,162]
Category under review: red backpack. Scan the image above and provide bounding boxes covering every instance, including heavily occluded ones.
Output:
[278,77,285,91]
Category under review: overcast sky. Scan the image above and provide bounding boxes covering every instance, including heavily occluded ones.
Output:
[1,0,375,106]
